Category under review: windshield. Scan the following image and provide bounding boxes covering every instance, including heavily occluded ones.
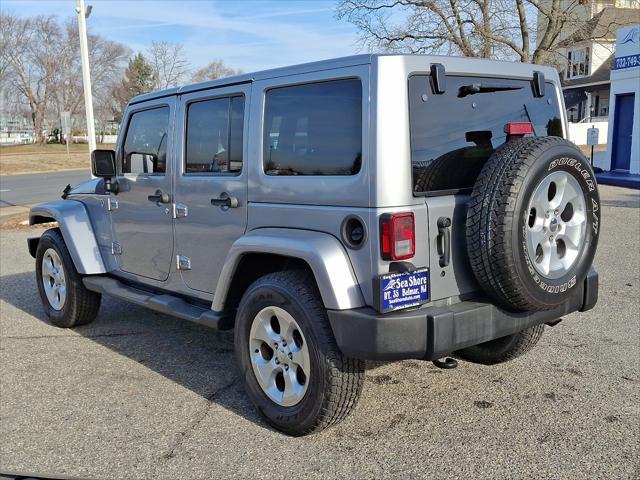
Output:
[409,75,562,195]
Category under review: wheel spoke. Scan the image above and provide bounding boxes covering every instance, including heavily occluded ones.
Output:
[548,242,563,276]
[253,357,277,391]
[57,285,66,304]
[548,175,568,210]
[537,240,552,275]
[290,348,310,376]
[527,226,546,257]
[560,176,583,211]
[281,368,303,405]
[531,177,552,212]
[278,312,297,342]
[251,316,278,346]
[43,260,55,277]
[561,221,584,247]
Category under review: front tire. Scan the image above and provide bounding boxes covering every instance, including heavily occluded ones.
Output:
[35,228,101,328]
[234,270,364,436]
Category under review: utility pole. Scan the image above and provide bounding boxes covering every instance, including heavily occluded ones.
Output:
[76,0,96,154]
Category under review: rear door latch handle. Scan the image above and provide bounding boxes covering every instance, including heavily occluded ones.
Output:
[437,217,452,268]
[148,189,171,205]
[211,192,239,209]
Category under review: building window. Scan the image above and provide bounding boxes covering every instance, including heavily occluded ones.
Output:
[566,47,590,79]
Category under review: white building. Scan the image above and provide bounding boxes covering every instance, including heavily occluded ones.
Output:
[603,24,640,174]
[0,115,34,145]
[558,5,640,123]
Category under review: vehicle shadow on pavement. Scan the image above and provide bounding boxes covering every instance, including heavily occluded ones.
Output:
[599,191,640,209]
[0,270,272,432]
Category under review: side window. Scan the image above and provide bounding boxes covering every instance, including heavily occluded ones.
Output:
[185,95,244,174]
[263,79,362,176]
[122,107,169,175]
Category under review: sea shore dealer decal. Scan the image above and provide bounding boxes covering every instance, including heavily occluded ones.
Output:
[375,268,429,313]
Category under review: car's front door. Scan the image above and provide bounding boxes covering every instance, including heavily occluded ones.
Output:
[173,85,250,293]
[111,97,176,281]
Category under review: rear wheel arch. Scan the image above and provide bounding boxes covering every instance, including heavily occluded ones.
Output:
[212,229,365,313]
[222,253,317,311]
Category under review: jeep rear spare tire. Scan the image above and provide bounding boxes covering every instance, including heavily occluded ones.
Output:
[466,137,600,311]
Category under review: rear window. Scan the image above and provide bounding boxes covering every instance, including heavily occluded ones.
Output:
[263,79,362,176]
[409,75,562,195]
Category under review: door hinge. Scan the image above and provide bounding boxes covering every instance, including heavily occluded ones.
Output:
[173,203,188,218]
[176,255,191,270]
[111,242,122,255]
[107,197,119,211]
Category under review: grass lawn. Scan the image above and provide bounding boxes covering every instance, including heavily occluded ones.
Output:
[0,143,114,175]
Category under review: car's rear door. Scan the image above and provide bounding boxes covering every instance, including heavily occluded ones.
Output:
[111,97,176,281]
[173,84,250,294]
[408,74,564,301]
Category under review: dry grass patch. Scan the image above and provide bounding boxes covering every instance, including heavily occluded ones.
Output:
[0,143,113,175]
[0,213,56,231]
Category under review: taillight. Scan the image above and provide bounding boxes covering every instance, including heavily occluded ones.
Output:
[380,212,415,261]
[504,122,533,135]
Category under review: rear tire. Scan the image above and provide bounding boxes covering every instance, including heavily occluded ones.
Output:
[234,270,364,436]
[456,325,545,365]
[35,228,101,328]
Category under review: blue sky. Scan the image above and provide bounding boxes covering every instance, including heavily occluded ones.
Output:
[1,0,362,72]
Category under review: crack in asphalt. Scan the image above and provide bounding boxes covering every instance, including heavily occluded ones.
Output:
[161,377,240,461]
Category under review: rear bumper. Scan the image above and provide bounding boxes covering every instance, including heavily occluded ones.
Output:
[327,269,598,361]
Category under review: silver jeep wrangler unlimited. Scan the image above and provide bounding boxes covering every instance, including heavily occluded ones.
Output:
[29,54,600,436]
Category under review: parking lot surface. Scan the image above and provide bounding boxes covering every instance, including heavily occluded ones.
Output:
[1,185,638,479]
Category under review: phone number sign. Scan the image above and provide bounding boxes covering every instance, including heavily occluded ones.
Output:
[613,54,640,70]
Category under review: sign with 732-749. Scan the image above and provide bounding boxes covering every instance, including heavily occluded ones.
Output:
[614,25,640,70]
[614,54,640,70]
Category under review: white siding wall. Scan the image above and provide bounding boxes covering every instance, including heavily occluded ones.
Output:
[567,121,609,145]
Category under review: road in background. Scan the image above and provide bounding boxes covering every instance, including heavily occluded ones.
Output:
[0,170,90,208]
[0,185,638,479]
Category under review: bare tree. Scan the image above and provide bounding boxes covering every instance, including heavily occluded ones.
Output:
[147,41,190,89]
[190,60,242,83]
[1,14,61,144]
[1,13,129,144]
[51,20,129,118]
[336,0,634,65]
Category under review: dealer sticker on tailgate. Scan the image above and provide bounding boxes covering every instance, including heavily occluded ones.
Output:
[374,268,429,313]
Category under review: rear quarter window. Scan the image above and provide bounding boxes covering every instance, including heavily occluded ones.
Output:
[263,79,362,176]
[409,75,562,195]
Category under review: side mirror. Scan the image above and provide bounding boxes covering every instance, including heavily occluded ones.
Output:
[91,149,116,177]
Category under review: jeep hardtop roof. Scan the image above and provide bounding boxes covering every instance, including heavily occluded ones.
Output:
[129,54,560,105]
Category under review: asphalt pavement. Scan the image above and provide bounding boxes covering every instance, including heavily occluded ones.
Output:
[0,170,90,208]
[0,185,638,479]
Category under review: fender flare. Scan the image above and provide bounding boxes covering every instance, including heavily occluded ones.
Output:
[213,228,365,311]
[30,200,107,274]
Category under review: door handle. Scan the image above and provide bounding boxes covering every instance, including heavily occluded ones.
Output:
[211,192,239,209]
[148,189,171,205]
[437,217,451,268]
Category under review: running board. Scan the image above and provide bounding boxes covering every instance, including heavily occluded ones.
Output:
[83,276,234,330]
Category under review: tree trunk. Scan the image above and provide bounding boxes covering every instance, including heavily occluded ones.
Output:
[32,110,45,145]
